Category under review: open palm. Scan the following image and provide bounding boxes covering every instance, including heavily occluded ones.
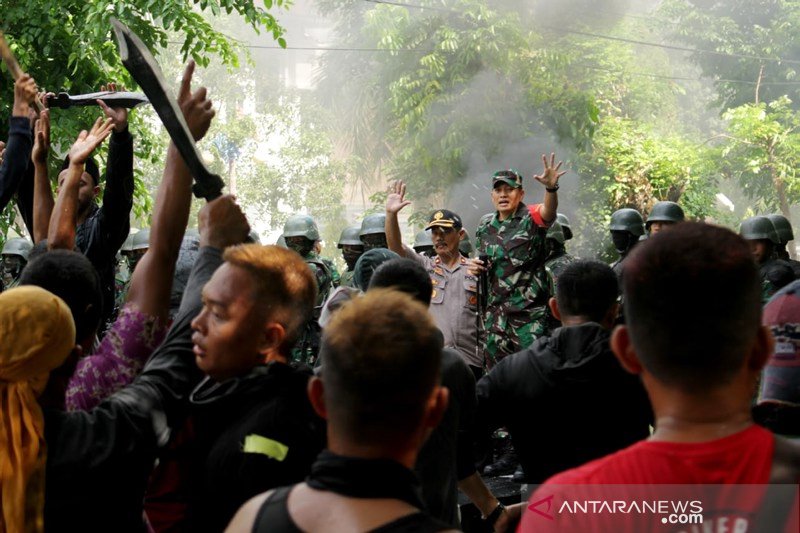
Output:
[68,117,114,165]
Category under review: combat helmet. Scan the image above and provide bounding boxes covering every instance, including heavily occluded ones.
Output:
[121,231,136,253]
[646,201,685,228]
[556,213,573,240]
[609,208,645,236]
[283,214,320,241]
[338,225,363,248]
[766,214,794,244]
[359,214,387,237]
[546,221,566,244]
[413,230,433,252]
[740,216,779,243]
[1,238,33,261]
[131,229,150,251]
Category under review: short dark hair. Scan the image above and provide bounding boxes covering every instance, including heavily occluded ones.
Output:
[19,250,103,343]
[321,289,442,446]
[60,156,101,187]
[623,222,761,393]
[368,258,433,306]
[556,260,618,322]
[223,244,316,356]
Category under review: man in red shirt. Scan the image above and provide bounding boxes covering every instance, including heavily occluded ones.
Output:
[518,222,800,532]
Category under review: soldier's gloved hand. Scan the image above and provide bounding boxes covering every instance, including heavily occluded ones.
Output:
[199,195,250,250]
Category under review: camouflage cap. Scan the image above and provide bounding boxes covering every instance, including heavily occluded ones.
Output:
[492,169,523,189]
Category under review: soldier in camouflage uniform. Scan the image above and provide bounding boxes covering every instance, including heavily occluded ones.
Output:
[740,215,796,302]
[283,214,334,364]
[766,213,800,278]
[471,154,566,365]
[609,208,645,278]
[543,220,578,334]
[0,237,32,291]
[359,214,389,251]
[413,230,435,257]
[337,225,364,288]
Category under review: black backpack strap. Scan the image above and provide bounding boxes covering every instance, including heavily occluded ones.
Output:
[252,486,302,533]
[751,435,800,532]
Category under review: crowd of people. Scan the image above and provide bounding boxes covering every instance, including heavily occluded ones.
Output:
[1,58,799,533]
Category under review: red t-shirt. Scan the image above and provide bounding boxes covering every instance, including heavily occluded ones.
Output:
[519,425,799,532]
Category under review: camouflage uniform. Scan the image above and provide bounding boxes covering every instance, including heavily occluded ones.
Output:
[321,257,341,288]
[290,251,333,365]
[340,269,356,288]
[476,203,551,364]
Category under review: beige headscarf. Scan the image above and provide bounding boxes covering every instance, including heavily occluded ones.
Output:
[0,286,75,533]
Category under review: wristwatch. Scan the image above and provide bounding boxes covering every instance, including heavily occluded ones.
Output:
[546,184,560,192]
[483,502,506,527]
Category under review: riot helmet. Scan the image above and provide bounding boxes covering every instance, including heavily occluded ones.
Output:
[766,214,794,244]
[609,208,645,236]
[359,213,388,250]
[556,213,573,241]
[284,215,320,256]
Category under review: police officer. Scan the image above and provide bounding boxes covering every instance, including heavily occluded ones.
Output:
[646,201,685,235]
[766,213,800,278]
[337,225,364,288]
[740,215,796,302]
[609,208,645,277]
[359,213,388,250]
[544,220,577,334]
[385,181,483,379]
[413,230,435,257]
[1,237,32,290]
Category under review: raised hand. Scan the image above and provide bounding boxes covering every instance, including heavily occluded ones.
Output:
[13,73,37,118]
[68,117,115,166]
[532,152,566,190]
[386,180,412,214]
[32,109,50,164]
[97,81,129,132]
[199,194,250,249]
[177,60,214,142]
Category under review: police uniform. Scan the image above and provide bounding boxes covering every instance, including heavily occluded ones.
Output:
[406,245,481,371]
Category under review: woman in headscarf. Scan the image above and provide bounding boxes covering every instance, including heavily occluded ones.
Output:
[0,285,76,532]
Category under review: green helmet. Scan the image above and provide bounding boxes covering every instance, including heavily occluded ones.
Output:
[283,214,320,241]
[338,225,363,248]
[1,238,32,261]
[556,213,572,240]
[413,230,433,251]
[609,208,645,236]
[359,213,386,237]
[121,231,136,253]
[766,214,794,244]
[131,229,150,251]
[546,221,566,244]
[646,201,685,227]
[275,234,287,248]
[740,216,779,243]
[459,230,474,257]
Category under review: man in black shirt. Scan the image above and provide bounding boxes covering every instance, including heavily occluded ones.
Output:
[226,290,454,533]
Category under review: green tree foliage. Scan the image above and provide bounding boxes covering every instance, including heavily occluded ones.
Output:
[0,0,288,240]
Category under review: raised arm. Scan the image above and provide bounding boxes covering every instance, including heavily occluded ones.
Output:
[32,109,53,243]
[96,82,134,252]
[385,180,412,257]
[126,61,214,320]
[533,153,565,223]
[48,117,114,250]
[0,74,37,211]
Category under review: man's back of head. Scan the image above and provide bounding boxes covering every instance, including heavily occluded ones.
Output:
[368,258,433,307]
[621,222,762,393]
[321,289,444,450]
[553,260,619,327]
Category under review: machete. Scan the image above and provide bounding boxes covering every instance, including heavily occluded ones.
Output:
[110,18,223,200]
[46,91,149,110]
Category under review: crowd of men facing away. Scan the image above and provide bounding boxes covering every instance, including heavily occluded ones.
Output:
[0,61,799,533]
